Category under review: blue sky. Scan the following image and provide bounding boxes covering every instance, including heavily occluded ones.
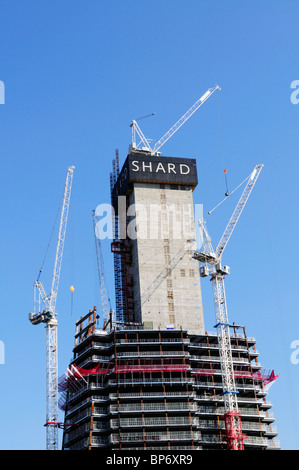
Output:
[0,0,298,450]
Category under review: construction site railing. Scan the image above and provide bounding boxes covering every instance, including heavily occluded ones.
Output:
[90,436,110,447]
[197,406,265,418]
[109,377,194,385]
[110,417,198,428]
[65,437,89,450]
[204,332,256,342]
[192,343,249,352]
[193,380,263,391]
[110,431,199,443]
[267,440,280,449]
[192,355,250,364]
[116,350,189,357]
[110,402,197,412]
[195,394,272,406]
[117,338,190,344]
[197,420,268,432]
[109,390,195,399]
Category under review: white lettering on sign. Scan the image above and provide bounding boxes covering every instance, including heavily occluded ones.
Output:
[156,162,166,173]
[130,160,191,175]
[132,161,139,172]
[168,163,176,173]
[180,164,190,175]
[142,161,152,172]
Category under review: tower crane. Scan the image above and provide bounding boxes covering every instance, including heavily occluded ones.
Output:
[29,165,75,450]
[129,85,220,155]
[193,164,263,450]
[92,210,114,329]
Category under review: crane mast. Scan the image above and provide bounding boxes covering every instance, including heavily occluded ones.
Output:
[130,119,152,154]
[29,165,75,450]
[194,164,263,450]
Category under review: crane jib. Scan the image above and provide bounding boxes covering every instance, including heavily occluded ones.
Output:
[130,85,220,155]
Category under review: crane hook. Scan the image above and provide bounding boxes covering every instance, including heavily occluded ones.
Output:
[224,169,230,196]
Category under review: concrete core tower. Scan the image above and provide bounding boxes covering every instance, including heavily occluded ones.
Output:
[111,151,205,334]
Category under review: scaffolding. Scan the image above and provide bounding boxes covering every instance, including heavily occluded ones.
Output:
[110,150,123,323]
[60,311,279,451]
[110,150,136,325]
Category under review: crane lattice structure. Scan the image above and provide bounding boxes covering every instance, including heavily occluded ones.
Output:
[193,164,263,450]
[29,165,75,450]
[129,85,220,155]
[92,209,114,329]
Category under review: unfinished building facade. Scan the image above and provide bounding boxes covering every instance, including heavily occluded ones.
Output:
[60,309,279,450]
[61,151,279,450]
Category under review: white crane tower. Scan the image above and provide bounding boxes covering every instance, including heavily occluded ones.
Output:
[29,165,75,450]
[129,85,220,155]
[193,164,263,450]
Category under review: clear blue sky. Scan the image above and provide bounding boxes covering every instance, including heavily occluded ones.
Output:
[0,0,298,450]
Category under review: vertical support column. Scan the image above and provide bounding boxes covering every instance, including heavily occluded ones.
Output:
[181,329,193,448]
[79,316,83,344]
[87,309,92,336]
[212,275,244,450]
[114,331,122,449]
[88,402,94,450]
[46,321,59,450]
[92,306,97,334]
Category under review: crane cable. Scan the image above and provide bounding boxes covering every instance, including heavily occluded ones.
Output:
[207,173,251,215]
[210,92,254,215]
[134,93,206,127]
[69,200,75,316]
[36,195,63,282]
[216,91,230,196]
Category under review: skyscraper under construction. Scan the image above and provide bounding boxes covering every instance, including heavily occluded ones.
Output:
[60,150,280,451]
